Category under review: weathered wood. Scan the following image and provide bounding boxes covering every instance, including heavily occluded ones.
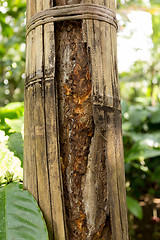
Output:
[44,79,67,240]
[36,0,43,12]
[79,1,128,238]
[55,19,95,239]
[24,1,67,240]
[44,23,55,77]
[43,21,67,240]
[24,0,128,239]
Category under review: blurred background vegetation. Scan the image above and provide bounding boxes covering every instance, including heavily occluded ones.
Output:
[0,0,160,239]
[0,0,25,106]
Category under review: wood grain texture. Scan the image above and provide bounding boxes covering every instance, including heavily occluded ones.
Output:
[24,1,67,239]
[80,1,128,239]
[24,0,128,239]
[55,20,95,239]
[43,21,67,240]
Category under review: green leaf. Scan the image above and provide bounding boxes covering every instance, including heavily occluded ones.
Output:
[3,102,24,111]
[128,106,149,127]
[151,166,160,184]
[7,132,23,166]
[124,132,160,162]
[0,102,24,120]
[123,131,160,146]
[0,182,49,240]
[122,122,133,131]
[150,109,160,124]
[127,196,143,219]
[121,99,128,115]
[126,142,160,162]
[5,117,24,132]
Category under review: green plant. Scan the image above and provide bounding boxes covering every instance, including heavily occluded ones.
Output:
[0,100,49,239]
[0,102,24,183]
[0,0,26,106]
[127,196,143,220]
[0,182,49,240]
[1,0,160,238]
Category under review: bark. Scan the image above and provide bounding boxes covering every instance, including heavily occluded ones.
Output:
[24,0,128,239]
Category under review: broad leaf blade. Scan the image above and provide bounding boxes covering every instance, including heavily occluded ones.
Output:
[0,185,5,239]
[127,196,143,219]
[0,102,24,120]
[7,132,23,166]
[150,109,160,124]
[151,166,160,184]
[126,141,160,162]
[5,117,24,132]
[0,183,49,240]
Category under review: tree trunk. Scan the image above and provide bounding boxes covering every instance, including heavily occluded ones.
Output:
[24,1,128,240]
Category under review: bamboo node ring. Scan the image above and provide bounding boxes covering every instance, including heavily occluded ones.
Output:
[26,4,118,36]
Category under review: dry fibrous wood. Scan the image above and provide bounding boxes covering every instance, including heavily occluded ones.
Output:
[24,0,128,239]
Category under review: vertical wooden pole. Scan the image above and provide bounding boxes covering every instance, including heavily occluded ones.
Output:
[24,1,66,240]
[24,0,129,239]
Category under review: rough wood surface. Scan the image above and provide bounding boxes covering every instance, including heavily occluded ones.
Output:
[24,1,67,240]
[24,0,128,239]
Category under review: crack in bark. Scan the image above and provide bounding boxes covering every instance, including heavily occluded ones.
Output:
[55,19,112,240]
[55,20,93,239]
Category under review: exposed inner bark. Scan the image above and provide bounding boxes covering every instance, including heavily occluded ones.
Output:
[55,20,111,240]
[55,20,93,239]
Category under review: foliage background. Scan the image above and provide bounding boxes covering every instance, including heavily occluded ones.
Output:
[0,0,160,239]
[0,0,26,106]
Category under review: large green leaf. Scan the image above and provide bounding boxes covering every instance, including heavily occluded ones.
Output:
[0,182,49,240]
[126,142,160,162]
[5,117,24,132]
[0,102,24,120]
[123,131,160,146]
[150,109,160,124]
[7,132,23,166]
[127,196,143,219]
[128,106,149,127]
[124,131,160,162]
[151,166,160,184]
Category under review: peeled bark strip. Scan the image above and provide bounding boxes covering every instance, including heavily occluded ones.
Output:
[24,0,128,239]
